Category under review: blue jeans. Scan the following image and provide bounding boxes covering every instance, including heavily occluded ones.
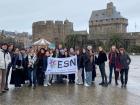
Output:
[85,71,92,85]
[109,64,119,84]
[28,68,36,85]
[109,64,116,83]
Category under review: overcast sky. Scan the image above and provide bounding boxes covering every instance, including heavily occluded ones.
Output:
[0,0,140,34]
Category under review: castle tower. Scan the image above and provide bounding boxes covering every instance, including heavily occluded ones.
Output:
[64,19,74,38]
[32,21,46,41]
[89,2,128,35]
[107,2,114,16]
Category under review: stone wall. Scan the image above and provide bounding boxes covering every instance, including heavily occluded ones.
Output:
[32,19,73,43]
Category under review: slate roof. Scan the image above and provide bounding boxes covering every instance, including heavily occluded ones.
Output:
[90,7,124,21]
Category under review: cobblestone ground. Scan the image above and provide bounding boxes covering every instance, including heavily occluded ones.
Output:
[0,56,140,105]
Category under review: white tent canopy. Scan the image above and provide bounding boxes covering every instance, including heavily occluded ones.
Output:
[33,39,51,46]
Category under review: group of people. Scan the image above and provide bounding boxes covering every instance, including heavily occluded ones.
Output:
[0,43,131,95]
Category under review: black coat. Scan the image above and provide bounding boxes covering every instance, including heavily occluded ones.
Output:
[77,54,84,70]
[81,53,86,68]
[97,51,107,65]
[21,54,28,69]
[84,53,97,72]
[10,54,25,85]
[36,56,45,85]
[120,53,131,69]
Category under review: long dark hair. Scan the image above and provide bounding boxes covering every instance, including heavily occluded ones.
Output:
[37,48,46,57]
[8,44,15,52]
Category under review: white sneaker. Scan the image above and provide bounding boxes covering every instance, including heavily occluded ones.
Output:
[84,83,90,87]
[52,80,55,83]
[47,83,51,86]
[76,82,83,85]
[78,82,83,85]
[44,84,48,87]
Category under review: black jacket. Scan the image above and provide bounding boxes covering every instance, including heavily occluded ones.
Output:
[120,53,131,69]
[97,51,107,65]
[77,54,84,69]
[84,53,97,72]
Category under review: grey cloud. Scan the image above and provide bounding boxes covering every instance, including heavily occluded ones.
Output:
[0,0,140,33]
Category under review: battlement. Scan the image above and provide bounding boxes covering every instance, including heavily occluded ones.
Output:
[33,19,74,27]
[55,21,63,25]
[33,21,46,26]
[46,20,54,25]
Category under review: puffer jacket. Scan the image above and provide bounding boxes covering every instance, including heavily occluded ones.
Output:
[0,49,11,70]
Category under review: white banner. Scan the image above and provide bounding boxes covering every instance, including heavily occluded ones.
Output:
[46,56,77,74]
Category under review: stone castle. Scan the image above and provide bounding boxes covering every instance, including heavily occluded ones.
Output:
[32,20,73,43]
[89,2,128,35]
[32,2,140,48]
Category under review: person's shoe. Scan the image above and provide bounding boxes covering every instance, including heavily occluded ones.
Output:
[52,80,56,84]
[44,84,48,87]
[78,82,83,85]
[99,82,104,85]
[124,84,127,88]
[116,82,119,86]
[104,83,108,87]
[33,85,36,89]
[69,80,75,84]
[47,83,51,86]
[2,90,6,93]
[16,86,21,89]
[108,81,111,85]
[4,88,9,91]
[69,80,72,84]
[76,82,79,85]
[84,83,90,87]
[121,84,124,88]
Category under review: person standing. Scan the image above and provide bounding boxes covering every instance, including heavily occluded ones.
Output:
[49,49,55,84]
[81,48,86,83]
[5,44,14,90]
[90,50,97,83]
[57,44,65,83]
[76,49,83,85]
[69,48,75,83]
[119,48,131,88]
[51,49,59,83]
[0,43,11,94]
[43,50,51,86]
[36,48,46,85]
[97,46,108,87]
[83,46,93,87]
[63,51,69,80]
[108,45,119,85]
[21,49,28,84]
[28,49,37,88]
[10,48,24,88]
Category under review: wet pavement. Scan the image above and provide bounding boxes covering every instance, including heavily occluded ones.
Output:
[0,56,140,105]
